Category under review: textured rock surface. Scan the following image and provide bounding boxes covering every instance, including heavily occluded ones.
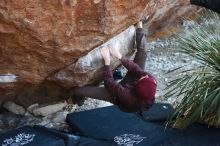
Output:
[144,0,201,39]
[0,0,145,107]
[0,25,136,107]
[49,26,135,88]
[0,0,201,107]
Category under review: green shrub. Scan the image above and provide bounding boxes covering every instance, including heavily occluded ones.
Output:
[164,11,220,128]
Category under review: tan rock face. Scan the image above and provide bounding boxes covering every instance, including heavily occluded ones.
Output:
[0,0,147,106]
[49,26,136,88]
[0,0,200,107]
[0,0,147,83]
[144,0,201,39]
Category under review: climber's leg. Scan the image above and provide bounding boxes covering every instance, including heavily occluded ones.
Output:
[71,86,115,103]
[133,22,148,69]
[120,21,148,84]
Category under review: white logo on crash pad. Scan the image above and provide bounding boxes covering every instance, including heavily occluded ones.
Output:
[2,133,35,146]
[114,134,146,146]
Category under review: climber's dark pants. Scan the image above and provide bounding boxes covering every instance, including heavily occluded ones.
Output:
[71,28,148,103]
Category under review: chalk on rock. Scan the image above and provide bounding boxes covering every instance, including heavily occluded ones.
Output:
[32,102,67,116]
[3,101,26,116]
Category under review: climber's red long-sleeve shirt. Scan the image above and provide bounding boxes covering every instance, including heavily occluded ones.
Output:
[103,57,155,112]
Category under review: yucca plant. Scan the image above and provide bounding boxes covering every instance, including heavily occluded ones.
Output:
[164,11,220,128]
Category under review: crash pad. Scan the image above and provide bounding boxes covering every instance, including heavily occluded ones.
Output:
[136,103,174,122]
[67,105,220,146]
[66,106,174,146]
[0,126,114,146]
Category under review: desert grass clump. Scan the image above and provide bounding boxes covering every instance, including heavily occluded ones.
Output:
[164,11,220,128]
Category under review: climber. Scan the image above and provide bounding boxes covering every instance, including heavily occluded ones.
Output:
[189,0,220,13]
[70,21,157,113]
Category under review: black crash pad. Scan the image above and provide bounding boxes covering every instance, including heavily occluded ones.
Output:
[0,126,66,146]
[158,124,220,146]
[0,126,114,146]
[136,103,174,122]
[34,126,115,146]
[67,106,174,146]
[67,105,220,146]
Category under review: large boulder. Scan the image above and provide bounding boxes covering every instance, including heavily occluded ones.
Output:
[0,0,146,107]
[0,0,200,107]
